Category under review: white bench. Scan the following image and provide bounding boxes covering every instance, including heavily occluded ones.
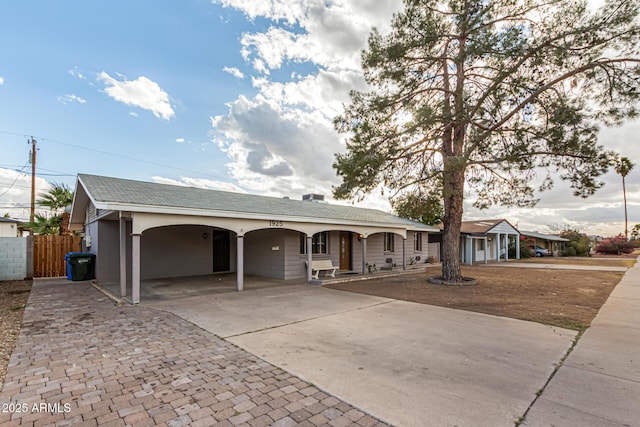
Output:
[306,259,338,280]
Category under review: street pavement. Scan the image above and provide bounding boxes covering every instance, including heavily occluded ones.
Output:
[524,258,640,426]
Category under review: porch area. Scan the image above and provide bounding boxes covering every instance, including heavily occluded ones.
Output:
[96,262,444,305]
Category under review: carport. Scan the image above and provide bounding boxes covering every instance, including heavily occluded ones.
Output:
[70,174,439,304]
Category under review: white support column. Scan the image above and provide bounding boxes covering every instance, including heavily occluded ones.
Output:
[236,235,244,291]
[402,238,406,270]
[495,233,501,262]
[484,237,488,264]
[119,215,127,297]
[306,236,313,281]
[504,234,509,261]
[131,233,141,305]
[516,235,521,259]
[465,236,473,265]
[362,237,368,274]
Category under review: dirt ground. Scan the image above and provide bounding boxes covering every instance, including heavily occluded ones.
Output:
[0,280,31,391]
[327,261,630,331]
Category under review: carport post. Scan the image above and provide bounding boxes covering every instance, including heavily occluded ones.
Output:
[516,235,521,259]
[484,237,488,264]
[119,215,127,297]
[402,238,406,270]
[504,234,509,261]
[132,233,141,304]
[495,233,501,262]
[362,237,367,274]
[237,235,244,291]
[306,236,313,281]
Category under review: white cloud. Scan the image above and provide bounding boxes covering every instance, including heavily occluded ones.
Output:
[57,94,86,105]
[69,66,86,80]
[212,94,343,185]
[211,0,640,236]
[223,66,245,79]
[175,137,185,143]
[97,71,175,120]
[0,76,4,85]
[0,168,52,220]
[211,0,402,202]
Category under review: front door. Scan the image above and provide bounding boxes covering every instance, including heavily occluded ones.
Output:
[339,232,351,270]
[213,230,230,272]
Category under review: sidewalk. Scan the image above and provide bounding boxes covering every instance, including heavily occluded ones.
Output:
[524,257,640,426]
[0,278,388,427]
[480,262,628,272]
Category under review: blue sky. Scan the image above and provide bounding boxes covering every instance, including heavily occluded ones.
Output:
[0,1,261,185]
[0,0,638,236]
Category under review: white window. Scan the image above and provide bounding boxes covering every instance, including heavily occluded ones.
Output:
[414,233,423,251]
[384,233,395,252]
[300,232,329,254]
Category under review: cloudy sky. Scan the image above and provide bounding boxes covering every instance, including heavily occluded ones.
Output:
[0,0,638,236]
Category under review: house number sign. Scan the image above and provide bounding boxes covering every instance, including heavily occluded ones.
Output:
[269,220,284,227]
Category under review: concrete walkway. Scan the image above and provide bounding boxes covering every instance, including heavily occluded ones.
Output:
[524,258,640,426]
[480,262,628,272]
[0,279,388,427]
[148,286,576,426]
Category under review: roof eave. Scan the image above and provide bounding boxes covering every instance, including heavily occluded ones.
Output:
[89,201,437,231]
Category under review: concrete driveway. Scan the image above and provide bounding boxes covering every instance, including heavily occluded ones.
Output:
[147,282,576,426]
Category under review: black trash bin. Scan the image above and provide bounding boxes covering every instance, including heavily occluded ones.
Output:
[64,252,96,281]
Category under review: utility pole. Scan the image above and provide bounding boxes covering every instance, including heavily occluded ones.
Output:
[29,137,37,224]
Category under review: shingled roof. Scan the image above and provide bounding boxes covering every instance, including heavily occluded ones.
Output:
[74,174,439,231]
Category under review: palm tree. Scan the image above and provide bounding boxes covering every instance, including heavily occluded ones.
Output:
[614,157,635,239]
[36,183,73,212]
[26,214,62,235]
[25,183,74,235]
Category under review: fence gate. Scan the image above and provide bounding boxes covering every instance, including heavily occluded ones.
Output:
[33,235,82,277]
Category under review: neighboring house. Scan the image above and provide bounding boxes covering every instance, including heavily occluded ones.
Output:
[519,231,569,256]
[69,174,439,304]
[0,217,22,237]
[447,219,521,265]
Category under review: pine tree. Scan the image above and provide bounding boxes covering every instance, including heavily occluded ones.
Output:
[334,0,640,282]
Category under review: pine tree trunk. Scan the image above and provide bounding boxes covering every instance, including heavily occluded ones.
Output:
[441,158,465,282]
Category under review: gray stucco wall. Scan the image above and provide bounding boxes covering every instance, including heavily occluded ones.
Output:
[283,230,305,279]
[141,225,216,280]
[365,231,429,270]
[244,229,286,279]
[0,237,28,280]
[90,221,237,283]
[97,220,121,282]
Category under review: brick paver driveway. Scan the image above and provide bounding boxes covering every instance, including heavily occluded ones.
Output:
[0,279,387,427]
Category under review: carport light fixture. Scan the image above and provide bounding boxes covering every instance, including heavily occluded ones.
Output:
[202,232,208,239]
[358,234,364,241]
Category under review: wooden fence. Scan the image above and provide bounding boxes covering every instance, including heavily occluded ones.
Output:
[33,235,82,277]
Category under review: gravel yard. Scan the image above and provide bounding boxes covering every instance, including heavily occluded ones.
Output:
[0,280,31,391]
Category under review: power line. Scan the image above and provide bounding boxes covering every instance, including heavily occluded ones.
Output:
[0,161,30,199]
[0,129,231,182]
[0,164,76,177]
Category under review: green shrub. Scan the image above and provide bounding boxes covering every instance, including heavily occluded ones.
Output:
[560,229,591,256]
